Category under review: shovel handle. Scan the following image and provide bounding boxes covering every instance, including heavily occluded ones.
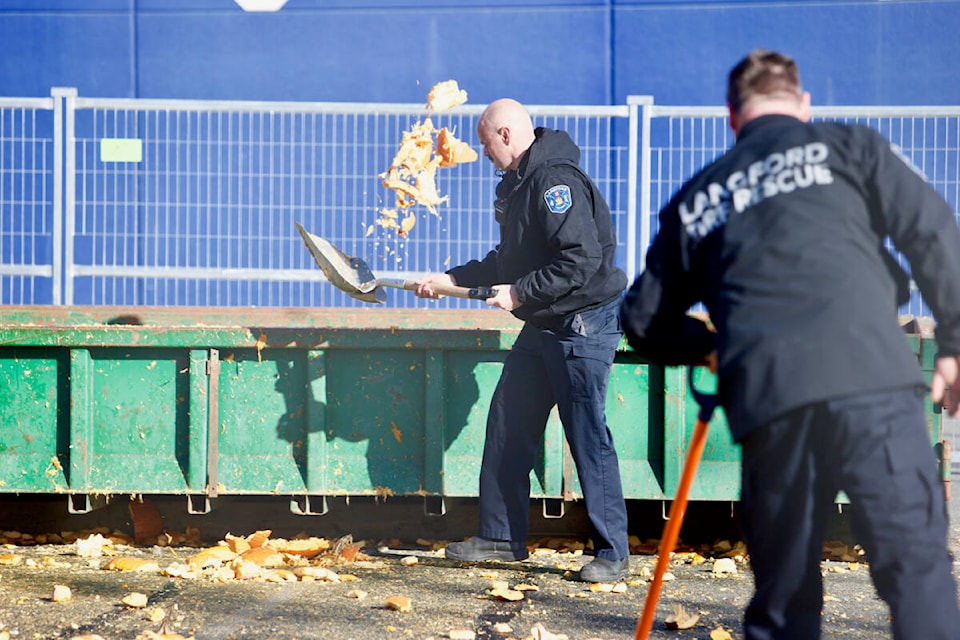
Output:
[634,415,710,640]
[392,280,498,300]
[634,367,718,640]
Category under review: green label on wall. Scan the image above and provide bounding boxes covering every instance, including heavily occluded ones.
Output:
[100,138,143,163]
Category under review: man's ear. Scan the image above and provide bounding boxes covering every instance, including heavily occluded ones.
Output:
[727,104,739,135]
[798,91,812,123]
[499,126,510,146]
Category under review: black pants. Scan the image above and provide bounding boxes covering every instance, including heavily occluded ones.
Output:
[739,387,960,639]
[476,298,629,560]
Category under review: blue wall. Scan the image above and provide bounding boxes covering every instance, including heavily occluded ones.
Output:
[2,0,958,106]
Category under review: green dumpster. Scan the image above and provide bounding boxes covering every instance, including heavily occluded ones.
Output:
[0,307,942,514]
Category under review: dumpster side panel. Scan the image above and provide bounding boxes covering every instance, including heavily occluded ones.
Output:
[324,348,426,495]
[440,351,504,497]
[439,350,570,500]
[0,348,67,492]
[216,349,310,494]
[608,359,666,500]
[664,365,740,501]
[535,411,565,499]
[565,358,667,501]
[918,335,943,444]
[85,348,189,493]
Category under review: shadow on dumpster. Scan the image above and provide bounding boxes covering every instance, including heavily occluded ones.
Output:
[272,345,482,496]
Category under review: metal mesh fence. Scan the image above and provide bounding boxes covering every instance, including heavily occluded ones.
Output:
[643,105,960,318]
[0,97,56,305]
[68,98,632,308]
[1,92,958,312]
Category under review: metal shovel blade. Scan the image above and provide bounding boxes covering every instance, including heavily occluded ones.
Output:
[295,223,385,304]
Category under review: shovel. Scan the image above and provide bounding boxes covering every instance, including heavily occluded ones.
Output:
[296,223,498,305]
[634,366,719,640]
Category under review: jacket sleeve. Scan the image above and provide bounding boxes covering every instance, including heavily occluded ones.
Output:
[864,127,960,356]
[514,168,602,305]
[447,249,500,288]
[619,207,716,366]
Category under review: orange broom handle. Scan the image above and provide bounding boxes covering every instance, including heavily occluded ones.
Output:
[634,367,718,640]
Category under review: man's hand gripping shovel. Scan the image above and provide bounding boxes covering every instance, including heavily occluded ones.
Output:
[634,362,719,640]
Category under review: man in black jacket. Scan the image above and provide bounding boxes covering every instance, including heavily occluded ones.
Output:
[621,49,960,638]
[415,98,630,583]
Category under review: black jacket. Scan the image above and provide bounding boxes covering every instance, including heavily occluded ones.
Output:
[450,128,627,328]
[621,114,960,439]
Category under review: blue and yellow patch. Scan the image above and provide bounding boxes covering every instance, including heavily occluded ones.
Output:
[543,184,572,214]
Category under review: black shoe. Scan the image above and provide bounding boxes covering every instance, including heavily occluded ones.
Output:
[444,536,528,562]
[579,556,630,583]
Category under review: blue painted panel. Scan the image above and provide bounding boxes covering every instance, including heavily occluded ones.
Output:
[0,0,128,9]
[613,1,960,106]
[0,1,956,106]
[134,6,610,103]
[135,0,606,9]
[0,8,134,98]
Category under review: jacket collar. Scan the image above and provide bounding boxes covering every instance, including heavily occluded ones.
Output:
[737,114,803,142]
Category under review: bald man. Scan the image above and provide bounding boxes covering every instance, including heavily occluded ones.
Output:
[415,99,631,583]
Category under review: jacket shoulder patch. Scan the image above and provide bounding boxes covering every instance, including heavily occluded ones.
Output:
[543,184,572,214]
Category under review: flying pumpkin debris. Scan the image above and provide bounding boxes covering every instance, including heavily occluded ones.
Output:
[376,80,478,237]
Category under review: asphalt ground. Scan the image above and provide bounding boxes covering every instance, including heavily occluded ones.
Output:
[1,494,958,640]
[0,538,896,640]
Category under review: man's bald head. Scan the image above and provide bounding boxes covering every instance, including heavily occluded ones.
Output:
[476,99,537,172]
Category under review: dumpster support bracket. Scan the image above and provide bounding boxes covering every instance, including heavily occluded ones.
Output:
[204,349,220,500]
[187,348,221,515]
[543,498,565,519]
[424,495,445,516]
[187,494,211,514]
[67,493,107,514]
[290,495,329,516]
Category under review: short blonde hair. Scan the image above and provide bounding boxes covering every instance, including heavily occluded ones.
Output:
[727,49,802,115]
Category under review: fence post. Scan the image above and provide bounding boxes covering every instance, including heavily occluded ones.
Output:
[627,95,653,276]
[625,97,639,279]
[51,87,77,306]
